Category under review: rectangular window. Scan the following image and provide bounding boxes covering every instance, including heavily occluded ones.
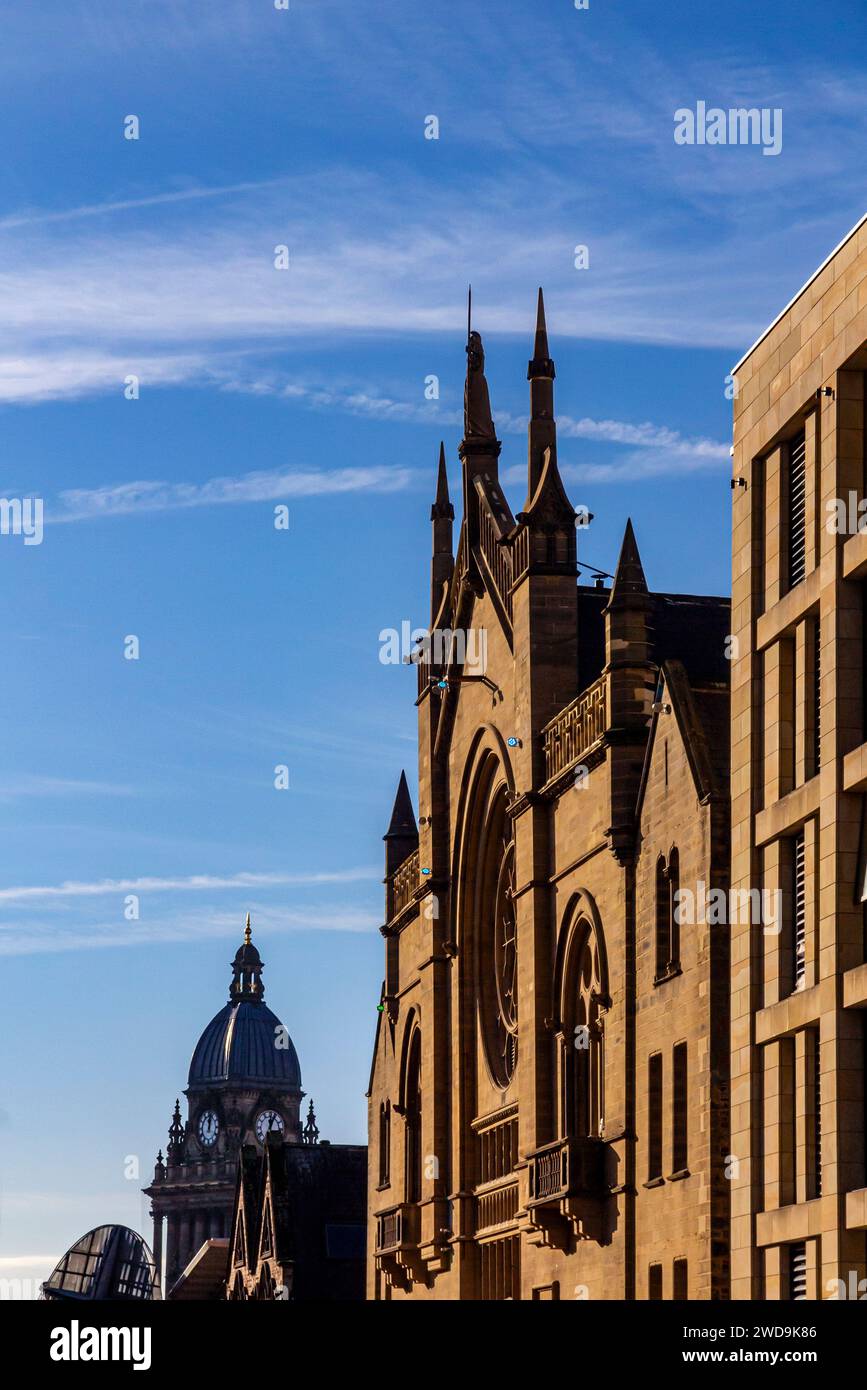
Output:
[812,619,821,776]
[793,832,806,991]
[788,431,807,589]
[672,1043,688,1173]
[648,1052,663,1181]
[480,1236,520,1301]
[806,1028,822,1199]
[673,1258,688,1300]
[788,1242,807,1301]
[779,1036,797,1207]
[648,1263,663,1300]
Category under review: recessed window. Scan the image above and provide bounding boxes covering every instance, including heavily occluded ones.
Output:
[648,1053,663,1181]
[655,849,681,982]
[788,1242,807,1301]
[672,1043,688,1174]
[792,832,806,992]
[378,1100,391,1186]
[787,431,806,589]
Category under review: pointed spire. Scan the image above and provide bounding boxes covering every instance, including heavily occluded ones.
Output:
[528,287,555,378]
[430,442,455,623]
[431,442,454,522]
[609,518,649,604]
[525,287,559,506]
[384,770,419,877]
[244,911,252,945]
[384,770,417,839]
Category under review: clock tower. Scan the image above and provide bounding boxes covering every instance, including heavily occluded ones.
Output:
[144,915,304,1291]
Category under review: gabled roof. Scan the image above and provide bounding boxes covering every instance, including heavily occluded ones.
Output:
[230,1144,263,1273]
[635,658,729,820]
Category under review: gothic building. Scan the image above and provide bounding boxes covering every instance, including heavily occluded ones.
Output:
[367,292,732,1300]
[224,1127,367,1300]
[144,916,305,1291]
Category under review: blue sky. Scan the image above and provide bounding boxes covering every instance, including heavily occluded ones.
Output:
[1,0,866,1293]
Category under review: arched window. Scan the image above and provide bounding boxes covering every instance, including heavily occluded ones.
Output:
[379,1100,391,1186]
[668,848,680,968]
[477,784,517,1089]
[556,907,608,1143]
[655,856,669,978]
[404,1031,422,1203]
[655,849,681,981]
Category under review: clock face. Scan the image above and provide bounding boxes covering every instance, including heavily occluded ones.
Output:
[197,1109,219,1147]
[255,1109,285,1143]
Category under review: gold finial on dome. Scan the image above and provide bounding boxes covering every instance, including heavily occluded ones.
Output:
[244,912,252,945]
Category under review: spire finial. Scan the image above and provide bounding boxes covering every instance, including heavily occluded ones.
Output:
[303,1099,320,1146]
[230,918,265,1002]
[535,286,547,352]
[609,518,649,604]
[432,442,454,521]
[528,286,555,381]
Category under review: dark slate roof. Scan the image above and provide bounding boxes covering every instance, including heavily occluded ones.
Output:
[651,592,731,686]
[575,585,730,692]
[188,1000,302,1090]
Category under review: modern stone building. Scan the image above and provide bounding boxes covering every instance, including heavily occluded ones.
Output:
[731,214,867,1300]
[367,294,731,1299]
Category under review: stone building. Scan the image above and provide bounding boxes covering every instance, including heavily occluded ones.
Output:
[224,1129,367,1301]
[367,293,731,1300]
[730,214,867,1300]
[144,916,305,1291]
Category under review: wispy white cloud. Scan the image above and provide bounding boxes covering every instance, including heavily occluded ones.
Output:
[225,378,730,479]
[0,867,378,905]
[0,776,134,802]
[0,901,380,956]
[53,464,413,522]
[0,178,289,232]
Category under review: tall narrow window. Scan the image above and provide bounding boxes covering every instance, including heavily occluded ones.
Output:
[806,1029,822,1199]
[565,922,606,1140]
[812,619,821,775]
[793,832,806,991]
[405,1032,422,1203]
[788,431,807,589]
[668,848,681,969]
[673,1259,688,1299]
[648,1264,663,1300]
[648,1052,663,1181]
[788,1242,807,1300]
[655,850,681,982]
[655,857,669,978]
[672,1042,688,1174]
[378,1100,391,1186]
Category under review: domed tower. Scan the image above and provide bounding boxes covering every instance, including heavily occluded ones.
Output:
[144,916,303,1292]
